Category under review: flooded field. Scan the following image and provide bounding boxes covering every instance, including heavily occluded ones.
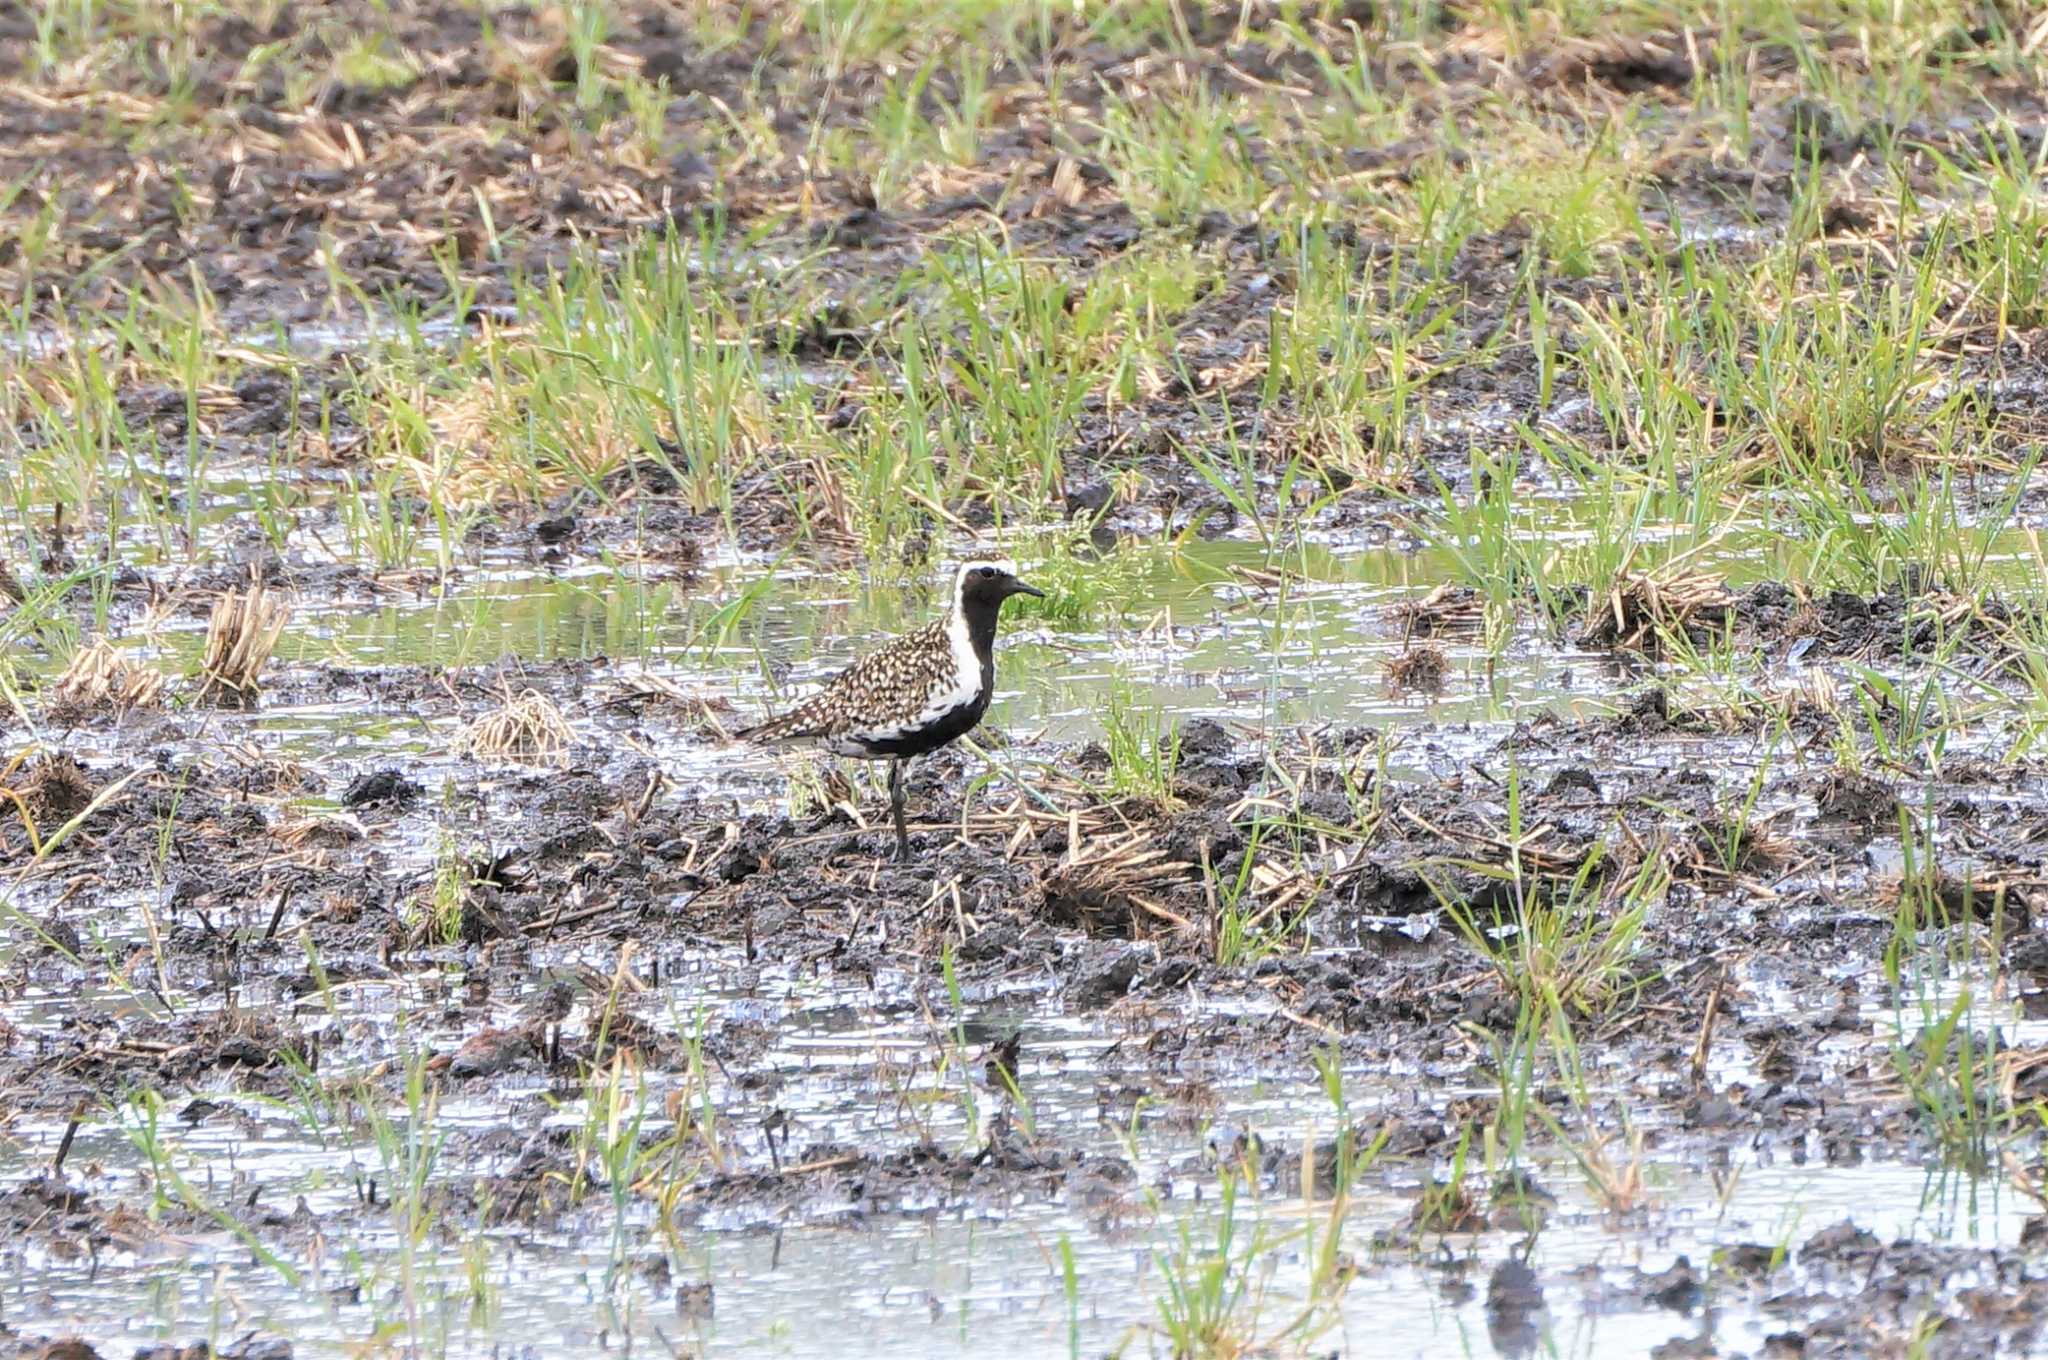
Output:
[7,2,2048,1358]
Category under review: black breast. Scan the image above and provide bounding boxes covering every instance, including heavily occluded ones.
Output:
[856,653,994,759]
[856,689,990,758]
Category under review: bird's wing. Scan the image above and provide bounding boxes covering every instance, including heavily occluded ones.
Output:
[738,621,954,744]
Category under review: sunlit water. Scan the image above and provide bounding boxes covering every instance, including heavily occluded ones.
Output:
[0,938,2028,1358]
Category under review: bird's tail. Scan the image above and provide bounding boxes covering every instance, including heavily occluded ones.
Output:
[733,708,815,746]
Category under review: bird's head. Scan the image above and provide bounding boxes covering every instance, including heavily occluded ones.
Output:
[955,559,1044,613]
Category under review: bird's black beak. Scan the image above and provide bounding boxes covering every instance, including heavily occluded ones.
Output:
[1008,578,1046,599]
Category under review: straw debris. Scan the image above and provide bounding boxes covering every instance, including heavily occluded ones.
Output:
[48,639,167,717]
[456,689,575,765]
[1579,570,1733,650]
[1041,829,1194,938]
[1390,584,1486,637]
[1386,643,1449,692]
[196,581,291,706]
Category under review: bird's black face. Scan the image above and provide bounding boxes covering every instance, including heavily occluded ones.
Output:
[958,562,1045,613]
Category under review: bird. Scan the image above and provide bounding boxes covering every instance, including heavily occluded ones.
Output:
[736,559,1044,860]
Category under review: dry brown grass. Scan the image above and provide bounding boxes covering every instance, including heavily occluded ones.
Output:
[1390,583,1487,637]
[456,689,574,764]
[196,581,291,706]
[1578,569,1733,650]
[399,376,642,509]
[48,638,166,716]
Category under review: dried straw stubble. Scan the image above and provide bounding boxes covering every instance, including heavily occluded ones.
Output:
[197,582,292,706]
[49,639,167,717]
[456,690,575,765]
[1578,570,1733,651]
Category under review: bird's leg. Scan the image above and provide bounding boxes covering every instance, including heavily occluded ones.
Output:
[889,757,911,862]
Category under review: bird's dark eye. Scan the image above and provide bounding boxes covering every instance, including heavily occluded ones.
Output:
[978,566,997,579]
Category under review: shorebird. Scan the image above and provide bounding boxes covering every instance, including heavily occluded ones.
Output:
[737,560,1044,860]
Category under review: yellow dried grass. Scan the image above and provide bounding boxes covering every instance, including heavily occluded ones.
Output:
[456,689,574,765]
[50,638,166,715]
[197,581,291,705]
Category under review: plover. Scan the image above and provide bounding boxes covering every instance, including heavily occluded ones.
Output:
[738,560,1044,860]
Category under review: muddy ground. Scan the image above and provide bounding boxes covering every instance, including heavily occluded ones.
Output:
[6,2,2048,1357]
[7,596,2048,1355]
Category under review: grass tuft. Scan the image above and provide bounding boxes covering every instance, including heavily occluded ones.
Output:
[456,689,575,765]
[1100,686,1184,808]
[196,581,290,707]
[49,638,165,716]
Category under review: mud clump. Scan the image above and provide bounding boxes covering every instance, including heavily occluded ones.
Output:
[1175,717,1233,763]
[447,1026,536,1079]
[1812,769,1897,826]
[193,1010,308,1072]
[341,768,423,807]
[1064,941,1150,1008]
[1386,643,1449,691]
[1543,767,1601,800]
[13,754,95,826]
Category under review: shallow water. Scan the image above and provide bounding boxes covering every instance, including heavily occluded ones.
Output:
[11,1161,2018,1359]
[1,932,2031,1358]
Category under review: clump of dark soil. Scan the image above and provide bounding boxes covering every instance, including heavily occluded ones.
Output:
[11,753,95,826]
[1387,643,1449,691]
[342,768,422,808]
